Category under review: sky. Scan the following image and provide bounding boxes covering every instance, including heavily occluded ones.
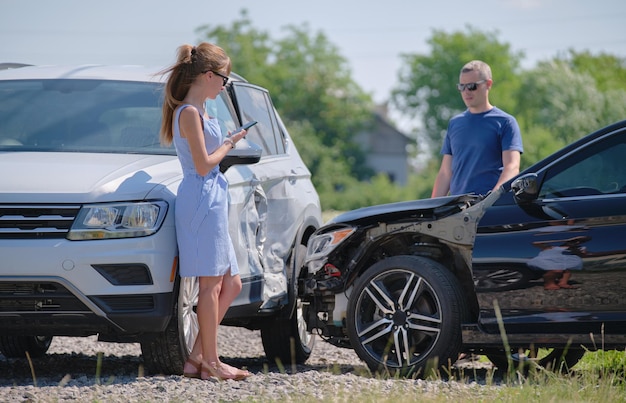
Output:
[1,0,625,104]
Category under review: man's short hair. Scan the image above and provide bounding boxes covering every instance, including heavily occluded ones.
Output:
[461,60,492,80]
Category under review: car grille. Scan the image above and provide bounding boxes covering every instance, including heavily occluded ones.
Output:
[0,282,156,313]
[0,281,90,312]
[0,204,80,239]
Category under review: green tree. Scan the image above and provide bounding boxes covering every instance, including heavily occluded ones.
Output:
[197,10,375,183]
[516,59,626,163]
[195,10,385,210]
[391,26,524,157]
[518,61,603,144]
[517,125,567,170]
[285,119,357,202]
[562,50,626,93]
[195,11,274,87]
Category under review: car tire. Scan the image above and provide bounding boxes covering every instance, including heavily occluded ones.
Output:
[487,347,585,373]
[346,255,468,377]
[0,335,53,358]
[260,299,315,367]
[261,244,314,366]
[141,276,197,375]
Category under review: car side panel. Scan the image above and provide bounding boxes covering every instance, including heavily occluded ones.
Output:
[475,195,626,333]
[474,127,626,335]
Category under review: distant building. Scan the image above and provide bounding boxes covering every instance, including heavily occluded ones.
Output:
[355,105,412,185]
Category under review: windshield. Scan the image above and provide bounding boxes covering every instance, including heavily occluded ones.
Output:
[0,79,171,155]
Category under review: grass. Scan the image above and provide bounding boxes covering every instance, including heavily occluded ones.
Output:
[14,339,625,402]
[243,351,626,403]
[236,353,626,403]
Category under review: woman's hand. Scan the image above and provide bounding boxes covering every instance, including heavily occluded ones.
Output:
[226,128,247,147]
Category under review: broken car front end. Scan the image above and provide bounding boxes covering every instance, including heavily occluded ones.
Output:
[301,189,502,375]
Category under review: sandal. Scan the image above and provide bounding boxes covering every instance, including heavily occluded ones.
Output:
[202,361,251,381]
[182,357,202,379]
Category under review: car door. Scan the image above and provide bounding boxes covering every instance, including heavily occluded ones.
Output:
[224,83,299,307]
[205,89,266,309]
[473,126,626,335]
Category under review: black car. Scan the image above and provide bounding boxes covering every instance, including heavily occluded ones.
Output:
[302,120,626,376]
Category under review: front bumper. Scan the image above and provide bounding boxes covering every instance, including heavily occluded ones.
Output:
[0,228,178,338]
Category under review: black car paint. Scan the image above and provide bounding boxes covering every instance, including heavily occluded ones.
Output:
[472,123,626,340]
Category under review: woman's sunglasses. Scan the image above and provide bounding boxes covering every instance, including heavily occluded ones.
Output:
[212,71,229,86]
[203,70,229,86]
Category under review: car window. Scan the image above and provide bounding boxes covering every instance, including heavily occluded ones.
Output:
[206,94,237,137]
[0,79,176,154]
[540,129,626,198]
[232,84,285,156]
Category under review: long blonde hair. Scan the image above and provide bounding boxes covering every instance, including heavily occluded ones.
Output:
[159,42,231,146]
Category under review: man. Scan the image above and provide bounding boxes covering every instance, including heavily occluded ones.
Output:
[431,60,523,197]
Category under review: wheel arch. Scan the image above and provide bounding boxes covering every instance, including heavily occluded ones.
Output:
[281,216,321,320]
[293,217,322,278]
[343,231,480,321]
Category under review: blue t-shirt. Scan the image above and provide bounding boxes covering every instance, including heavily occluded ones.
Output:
[441,107,523,195]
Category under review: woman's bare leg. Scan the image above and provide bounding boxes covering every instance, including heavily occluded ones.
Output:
[186,270,248,378]
[196,276,223,366]
[187,270,241,358]
[214,271,249,377]
[557,270,577,288]
[219,270,242,315]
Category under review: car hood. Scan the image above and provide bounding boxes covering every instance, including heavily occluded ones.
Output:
[0,152,181,203]
[328,194,482,226]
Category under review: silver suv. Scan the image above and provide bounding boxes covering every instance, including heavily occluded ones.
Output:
[0,65,322,374]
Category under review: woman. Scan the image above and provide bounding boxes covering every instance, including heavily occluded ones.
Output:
[160,42,250,381]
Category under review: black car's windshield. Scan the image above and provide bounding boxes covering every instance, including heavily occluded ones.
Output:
[0,79,174,155]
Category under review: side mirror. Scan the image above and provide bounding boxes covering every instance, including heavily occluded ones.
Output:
[511,173,539,203]
[219,138,262,173]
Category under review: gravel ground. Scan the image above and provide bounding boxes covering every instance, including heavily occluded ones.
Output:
[0,327,495,402]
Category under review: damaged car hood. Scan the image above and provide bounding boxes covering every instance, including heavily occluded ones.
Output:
[328,194,482,226]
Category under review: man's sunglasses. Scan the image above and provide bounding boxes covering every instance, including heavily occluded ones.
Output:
[456,79,486,92]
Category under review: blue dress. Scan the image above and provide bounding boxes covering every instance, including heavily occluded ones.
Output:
[173,105,239,277]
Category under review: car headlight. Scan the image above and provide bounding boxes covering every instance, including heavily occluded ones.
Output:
[67,201,168,240]
[306,226,356,263]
